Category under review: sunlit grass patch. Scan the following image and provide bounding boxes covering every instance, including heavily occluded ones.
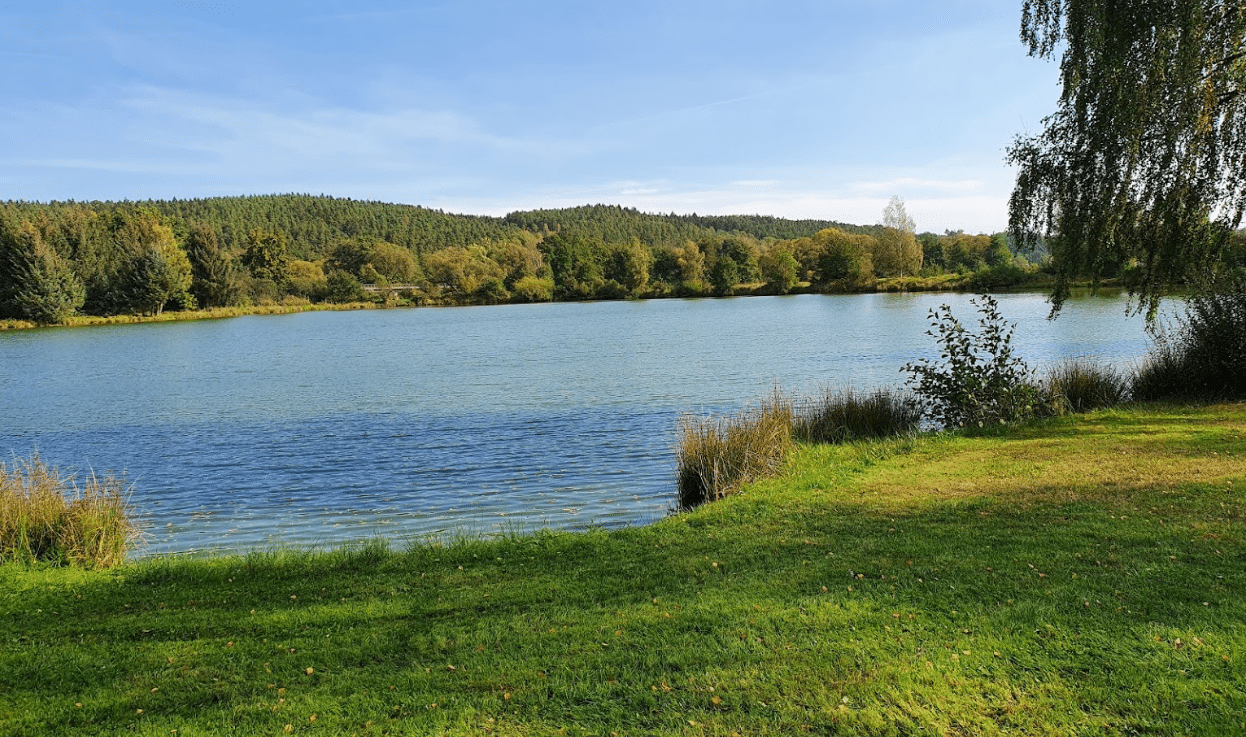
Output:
[790,403,1245,512]
[0,453,137,568]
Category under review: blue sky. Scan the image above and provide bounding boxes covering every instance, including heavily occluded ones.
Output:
[1,1,1061,233]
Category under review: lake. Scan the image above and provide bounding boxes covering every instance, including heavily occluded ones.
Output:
[0,291,1152,557]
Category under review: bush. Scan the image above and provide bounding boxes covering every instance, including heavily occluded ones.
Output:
[324,271,365,303]
[795,387,922,444]
[903,295,1052,429]
[1134,272,1246,400]
[676,393,793,509]
[0,454,137,568]
[1045,358,1129,413]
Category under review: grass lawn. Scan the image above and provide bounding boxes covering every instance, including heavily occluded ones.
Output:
[2,403,1243,736]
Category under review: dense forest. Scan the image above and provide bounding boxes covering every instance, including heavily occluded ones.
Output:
[0,194,1050,325]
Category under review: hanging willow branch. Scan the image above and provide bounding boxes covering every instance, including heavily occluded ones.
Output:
[1009,0,1246,318]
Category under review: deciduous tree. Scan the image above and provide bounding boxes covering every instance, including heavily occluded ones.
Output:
[1009,0,1246,316]
[875,196,922,277]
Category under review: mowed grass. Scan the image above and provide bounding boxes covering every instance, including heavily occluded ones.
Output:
[1,403,1243,736]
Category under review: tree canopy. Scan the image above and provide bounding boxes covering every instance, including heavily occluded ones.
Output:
[1008,0,1246,316]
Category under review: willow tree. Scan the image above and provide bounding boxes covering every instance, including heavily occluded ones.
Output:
[1008,1,1246,316]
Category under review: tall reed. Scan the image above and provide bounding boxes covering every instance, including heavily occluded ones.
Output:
[794,387,922,443]
[1044,358,1128,413]
[0,454,137,568]
[676,392,793,509]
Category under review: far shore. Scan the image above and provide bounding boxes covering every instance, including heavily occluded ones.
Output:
[1,274,1118,332]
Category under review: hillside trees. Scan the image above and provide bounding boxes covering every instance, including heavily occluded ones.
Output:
[541,233,605,300]
[241,230,290,284]
[423,245,508,300]
[185,222,244,309]
[1009,0,1246,315]
[328,238,423,288]
[812,228,876,287]
[602,239,651,295]
[95,210,194,315]
[0,217,85,324]
[758,246,799,294]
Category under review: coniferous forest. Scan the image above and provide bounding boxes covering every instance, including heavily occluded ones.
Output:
[0,194,1060,325]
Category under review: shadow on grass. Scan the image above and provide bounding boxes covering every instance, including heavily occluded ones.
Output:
[3,463,1242,734]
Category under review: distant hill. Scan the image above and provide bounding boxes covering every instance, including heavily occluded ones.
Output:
[502,203,872,247]
[3,195,870,259]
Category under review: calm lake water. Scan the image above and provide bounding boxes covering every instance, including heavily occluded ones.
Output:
[1,292,1152,557]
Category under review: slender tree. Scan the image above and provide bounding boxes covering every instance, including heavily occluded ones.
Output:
[1009,1,1246,316]
[875,196,922,277]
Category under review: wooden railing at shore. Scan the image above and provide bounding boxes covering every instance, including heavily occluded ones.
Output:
[360,284,423,293]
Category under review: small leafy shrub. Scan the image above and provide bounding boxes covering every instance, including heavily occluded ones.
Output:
[677,393,793,509]
[1045,358,1128,413]
[795,387,922,444]
[0,454,137,568]
[902,295,1051,429]
[1133,272,1246,400]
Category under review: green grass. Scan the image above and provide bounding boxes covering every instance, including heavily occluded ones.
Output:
[2,403,1243,735]
[0,302,379,331]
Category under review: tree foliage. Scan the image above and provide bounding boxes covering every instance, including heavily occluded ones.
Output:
[875,196,922,277]
[1008,0,1246,315]
[0,219,85,324]
[185,221,244,309]
[118,226,194,316]
[241,230,290,283]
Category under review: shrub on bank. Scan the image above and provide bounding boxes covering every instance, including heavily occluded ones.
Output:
[903,295,1053,428]
[0,454,137,568]
[676,393,793,509]
[795,387,922,444]
[1133,273,1246,400]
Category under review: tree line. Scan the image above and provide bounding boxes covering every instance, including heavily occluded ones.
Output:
[1,194,1052,325]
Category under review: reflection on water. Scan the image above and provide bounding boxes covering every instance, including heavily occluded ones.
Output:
[0,292,1152,557]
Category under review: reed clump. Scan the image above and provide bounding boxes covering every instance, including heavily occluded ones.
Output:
[677,393,793,509]
[0,454,137,569]
[1044,358,1129,413]
[794,387,922,443]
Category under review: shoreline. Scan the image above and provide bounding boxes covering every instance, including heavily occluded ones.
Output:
[1,274,1118,332]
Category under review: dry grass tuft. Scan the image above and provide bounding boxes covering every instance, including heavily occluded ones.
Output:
[676,392,793,509]
[0,453,138,568]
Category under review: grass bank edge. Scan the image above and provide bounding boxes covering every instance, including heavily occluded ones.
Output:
[1,402,1242,736]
